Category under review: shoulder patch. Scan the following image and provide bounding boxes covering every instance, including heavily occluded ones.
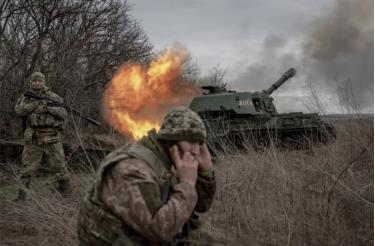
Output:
[138,182,163,215]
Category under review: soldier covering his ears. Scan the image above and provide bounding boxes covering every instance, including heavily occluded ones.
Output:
[78,106,216,245]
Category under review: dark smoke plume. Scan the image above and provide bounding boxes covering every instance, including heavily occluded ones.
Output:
[303,0,373,112]
[233,0,373,113]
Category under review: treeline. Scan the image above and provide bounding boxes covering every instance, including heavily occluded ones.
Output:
[0,0,152,136]
[0,0,228,140]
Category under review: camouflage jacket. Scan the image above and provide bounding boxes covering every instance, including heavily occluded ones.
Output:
[77,130,216,245]
[15,88,67,144]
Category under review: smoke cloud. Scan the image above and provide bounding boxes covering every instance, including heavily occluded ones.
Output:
[232,0,373,113]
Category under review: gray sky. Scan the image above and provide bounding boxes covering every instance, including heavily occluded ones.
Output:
[127,0,373,114]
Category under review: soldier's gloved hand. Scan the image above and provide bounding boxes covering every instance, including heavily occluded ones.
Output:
[195,143,213,173]
[169,145,198,187]
[34,100,48,113]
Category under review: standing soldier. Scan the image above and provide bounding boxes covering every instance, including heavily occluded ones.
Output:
[14,72,71,201]
[78,106,216,245]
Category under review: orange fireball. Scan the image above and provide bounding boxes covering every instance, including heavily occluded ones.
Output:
[103,44,199,140]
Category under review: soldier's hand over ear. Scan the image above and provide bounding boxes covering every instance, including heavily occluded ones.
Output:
[195,143,213,172]
[169,145,198,186]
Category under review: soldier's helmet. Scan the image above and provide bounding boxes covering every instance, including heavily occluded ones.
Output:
[29,72,46,85]
[157,106,206,142]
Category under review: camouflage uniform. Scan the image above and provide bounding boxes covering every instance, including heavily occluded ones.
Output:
[14,72,70,199]
[78,107,216,245]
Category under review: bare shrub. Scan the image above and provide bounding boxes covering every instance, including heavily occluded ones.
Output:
[199,64,228,88]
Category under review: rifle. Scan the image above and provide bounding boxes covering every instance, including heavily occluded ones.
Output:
[24,90,102,127]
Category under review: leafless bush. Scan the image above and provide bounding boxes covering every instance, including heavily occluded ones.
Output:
[199,64,228,88]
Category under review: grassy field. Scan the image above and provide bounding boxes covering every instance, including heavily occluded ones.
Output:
[0,118,373,245]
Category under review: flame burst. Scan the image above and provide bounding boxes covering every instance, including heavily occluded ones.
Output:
[103,44,199,140]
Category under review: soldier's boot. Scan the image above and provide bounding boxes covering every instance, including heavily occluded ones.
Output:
[57,178,72,198]
[14,176,31,202]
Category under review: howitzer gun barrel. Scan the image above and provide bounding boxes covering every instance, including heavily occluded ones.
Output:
[265,68,296,95]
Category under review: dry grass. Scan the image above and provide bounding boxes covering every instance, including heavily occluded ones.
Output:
[0,118,373,245]
[202,118,373,245]
[0,173,93,246]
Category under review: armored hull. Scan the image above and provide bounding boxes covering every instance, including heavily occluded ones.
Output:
[189,68,336,150]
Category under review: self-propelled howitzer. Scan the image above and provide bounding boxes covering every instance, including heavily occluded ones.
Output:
[189,68,336,150]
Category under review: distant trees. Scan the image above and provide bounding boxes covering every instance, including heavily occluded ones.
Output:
[199,65,228,88]
[180,61,229,88]
[0,0,152,135]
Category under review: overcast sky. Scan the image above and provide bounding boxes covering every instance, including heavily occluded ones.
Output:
[127,0,373,114]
